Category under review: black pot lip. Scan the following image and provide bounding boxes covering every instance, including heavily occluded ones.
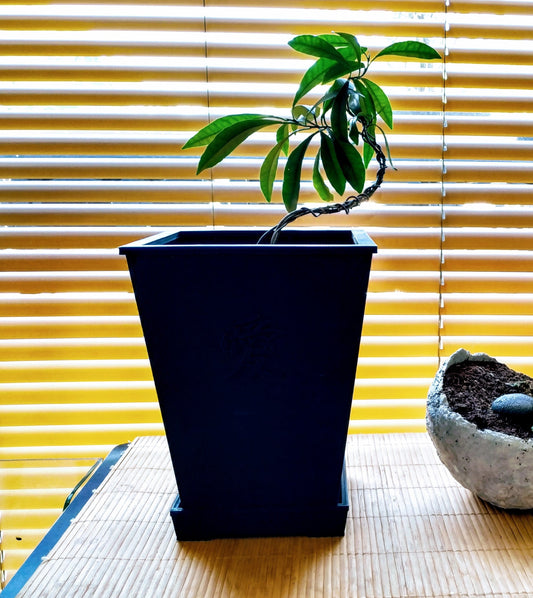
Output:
[119,227,377,255]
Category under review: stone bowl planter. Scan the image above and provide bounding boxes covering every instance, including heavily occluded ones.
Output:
[426,348,533,510]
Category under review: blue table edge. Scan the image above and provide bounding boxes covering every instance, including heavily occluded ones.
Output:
[2,443,130,598]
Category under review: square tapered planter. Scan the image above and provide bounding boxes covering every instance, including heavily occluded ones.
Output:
[120,228,376,539]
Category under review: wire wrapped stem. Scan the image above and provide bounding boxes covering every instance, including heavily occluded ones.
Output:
[258,127,387,244]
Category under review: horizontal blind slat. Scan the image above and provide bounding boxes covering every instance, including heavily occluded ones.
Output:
[0,381,157,405]
[0,166,442,188]
[443,316,533,335]
[447,47,533,65]
[444,163,533,184]
[207,0,443,8]
[0,338,147,361]
[448,22,533,40]
[443,273,533,294]
[0,423,164,447]
[0,112,444,135]
[444,207,533,227]
[0,63,442,87]
[0,316,144,339]
[0,272,132,294]
[444,294,533,315]
[449,1,533,15]
[0,204,443,227]
[0,294,137,317]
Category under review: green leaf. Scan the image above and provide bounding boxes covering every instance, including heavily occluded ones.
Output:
[362,78,393,129]
[363,141,374,168]
[276,123,290,156]
[352,79,376,124]
[282,134,315,212]
[292,104,308,122]
[293,57,357,105]
[349,120,360,145]
[320,132,346,196]
[334,32,362,64]
[362,123,375,168]
[293,58,336,105]
[377,125,397,170]
[374,41,441,61]
[321,60,360,85]
[260,138,287,203]
[292,104,316,125]
[312,150,334,202]
[317,33,368,56]
[334,138,366,193]
[289,34,346,62]
[321,79,348,114]
[183,113,273,149]
[330,79,350,142]
[317,33,351,48]
[337,47,364,66]
[197,118,280,173]
[348,88,361,116]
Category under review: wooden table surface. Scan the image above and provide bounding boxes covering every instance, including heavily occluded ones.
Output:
[7,433,533,597]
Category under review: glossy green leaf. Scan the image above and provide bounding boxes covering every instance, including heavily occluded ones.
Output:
[197,118,280,173]
[317,34,368,56]
[334,32,362,64]
[312,150,334,202]
[321,60,360,85]
[317,33,351,48]
[362,78,393,129]
[293,58,336,105]
[377,125,397,169]
[352,79,376,124]
[334,138,366,193]
[363,141,374,168]
[183,113,272,149]
[292,104,309,122]
[330,79,350,142]
[320,132,346,196]
[276,123,290,156]
[338,48,363,66]
[260,138,287,203]
[362,123,376,168]
[349,120,360,145]
[374,41,441,61]
[320,79,347,114]
[289,34,346,62]
[348,88,361,116]
[293,57,357,105]
[282,134,315,212]
[292,104,318,125]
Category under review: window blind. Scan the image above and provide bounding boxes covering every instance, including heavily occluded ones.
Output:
[441,1,533,377]
[0,0,531,586]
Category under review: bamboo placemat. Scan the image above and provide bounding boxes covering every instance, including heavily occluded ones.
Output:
[12,434,533,598]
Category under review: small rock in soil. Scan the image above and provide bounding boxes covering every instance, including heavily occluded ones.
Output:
[491,393,533,418]
[443,359,533,439]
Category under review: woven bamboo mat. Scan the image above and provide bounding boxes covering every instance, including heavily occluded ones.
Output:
[14,434,533,598]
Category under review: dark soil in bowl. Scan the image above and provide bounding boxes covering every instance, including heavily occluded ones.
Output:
[443,359,533,440]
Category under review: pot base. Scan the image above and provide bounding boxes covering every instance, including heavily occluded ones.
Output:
[170,465,349,540]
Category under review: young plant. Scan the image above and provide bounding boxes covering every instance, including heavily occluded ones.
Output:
[183,32,440,241]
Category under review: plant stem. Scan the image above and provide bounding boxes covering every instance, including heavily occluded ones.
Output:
[258,126,387,244]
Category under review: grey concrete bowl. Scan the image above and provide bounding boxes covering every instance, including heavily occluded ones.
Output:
[426,348,533,510]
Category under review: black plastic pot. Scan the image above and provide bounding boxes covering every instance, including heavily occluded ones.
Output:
[120,228,376,540]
